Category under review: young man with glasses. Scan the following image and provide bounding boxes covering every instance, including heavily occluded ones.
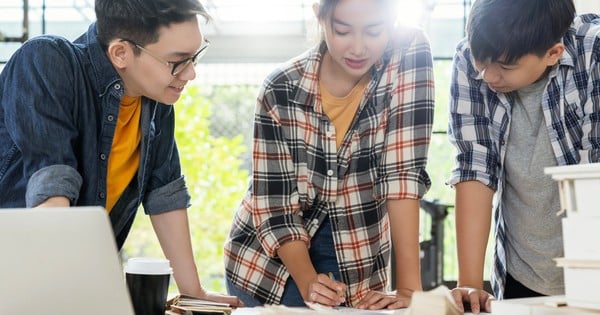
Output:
[0,0,240,306]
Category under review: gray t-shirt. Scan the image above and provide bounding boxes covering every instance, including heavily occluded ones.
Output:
[502,76,565,295]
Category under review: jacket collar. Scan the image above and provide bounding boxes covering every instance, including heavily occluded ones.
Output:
[74,22,122,98]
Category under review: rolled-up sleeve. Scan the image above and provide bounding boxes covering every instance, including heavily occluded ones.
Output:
[143,175,191,214]
[447,40,502,191]
[26,164,83,207]
[2,39,86,205]
[142,104,191,214]
[252,90,310,257]
[374,29,434,200]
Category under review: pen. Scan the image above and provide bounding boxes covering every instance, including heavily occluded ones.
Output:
[328,272,344,297]
[328,272,335,281]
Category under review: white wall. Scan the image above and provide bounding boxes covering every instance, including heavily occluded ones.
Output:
[575,0,600,14]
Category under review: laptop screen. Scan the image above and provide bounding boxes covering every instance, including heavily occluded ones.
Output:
[0,207,135,315]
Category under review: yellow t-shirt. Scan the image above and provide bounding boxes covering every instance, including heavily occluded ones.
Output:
[106,95,142,212]
[320,75,370,149]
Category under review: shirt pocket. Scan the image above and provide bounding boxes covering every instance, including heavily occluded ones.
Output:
[563,91,583,121]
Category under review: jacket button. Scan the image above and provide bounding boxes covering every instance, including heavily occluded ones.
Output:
[99,192,105,199]
[114,84,121,90]
[107,115,114,122]
[100,153,106,160]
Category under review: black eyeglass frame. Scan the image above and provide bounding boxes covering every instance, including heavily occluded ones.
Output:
[121,38,210,76]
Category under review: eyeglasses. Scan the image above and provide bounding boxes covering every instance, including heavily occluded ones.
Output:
[122,38,210,76]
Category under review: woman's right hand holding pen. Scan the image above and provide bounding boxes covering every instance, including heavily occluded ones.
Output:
[305,272,347,306]
[276,241,346,307]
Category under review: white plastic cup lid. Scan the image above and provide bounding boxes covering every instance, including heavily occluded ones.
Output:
[124,257,172,275]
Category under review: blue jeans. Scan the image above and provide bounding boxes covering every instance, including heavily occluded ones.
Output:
[226,217,340,306]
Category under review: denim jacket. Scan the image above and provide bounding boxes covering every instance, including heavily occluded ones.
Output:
[0,23,191,249]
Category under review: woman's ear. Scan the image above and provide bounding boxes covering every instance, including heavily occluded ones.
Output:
[107,40,131,70]
[545,42,565,66]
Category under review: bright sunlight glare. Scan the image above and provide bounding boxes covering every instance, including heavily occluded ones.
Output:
[397,1,426,28]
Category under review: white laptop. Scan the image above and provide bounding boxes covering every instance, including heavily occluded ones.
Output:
[0,206,135,315]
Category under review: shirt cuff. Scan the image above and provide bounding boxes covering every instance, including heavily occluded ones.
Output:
[26,164,83,207]
[373,169,431,200]
[257,214,310,257]
[447,169,498,191]
[143,176,191,214]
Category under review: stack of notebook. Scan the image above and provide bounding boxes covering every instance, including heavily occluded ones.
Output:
[166,294,233,315]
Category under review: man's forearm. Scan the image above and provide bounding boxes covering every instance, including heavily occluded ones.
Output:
[455,181,494,288]
[35,196,70,207]
[150,209,204,297]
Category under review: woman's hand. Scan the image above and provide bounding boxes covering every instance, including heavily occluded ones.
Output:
[355,288,413,310]
[304,273,347,306]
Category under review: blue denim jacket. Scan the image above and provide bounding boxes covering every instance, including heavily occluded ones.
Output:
[0,23,191,249]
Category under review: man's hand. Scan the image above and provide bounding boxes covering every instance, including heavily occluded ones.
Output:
[196,290,244,308]
[450,287,494,314]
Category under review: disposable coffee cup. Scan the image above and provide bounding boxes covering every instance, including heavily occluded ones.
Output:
[124,257,172,315]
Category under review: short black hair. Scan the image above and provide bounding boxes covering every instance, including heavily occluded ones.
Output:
[95,0,211,50]
[467,0,575,64]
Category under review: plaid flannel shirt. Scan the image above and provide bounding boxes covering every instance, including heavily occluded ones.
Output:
[447,14,600,299]
[224,26,434,306]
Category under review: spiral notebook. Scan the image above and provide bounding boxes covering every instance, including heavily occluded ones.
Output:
[0,206,135,315]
